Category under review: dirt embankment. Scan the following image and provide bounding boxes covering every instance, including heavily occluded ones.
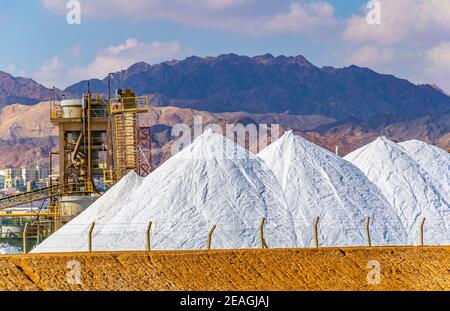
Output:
[0,247,449,291]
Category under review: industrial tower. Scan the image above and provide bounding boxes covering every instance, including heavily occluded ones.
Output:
[0,87,151,235]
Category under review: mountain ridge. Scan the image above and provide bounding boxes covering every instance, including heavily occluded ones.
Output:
[1,54,449,122]
[64,54,450,121]
[0,71,63,107]
[0,53,449,168]
[0,101,447,169]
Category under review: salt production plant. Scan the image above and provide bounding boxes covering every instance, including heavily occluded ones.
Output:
[1,91,449,253]
[32,130,449,253]
[0,86,152,251]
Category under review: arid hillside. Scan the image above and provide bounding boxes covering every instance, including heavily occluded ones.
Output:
[0,247,448,291]
[0,102,448,169]
[0,71,63,106]
[66,55,450,121]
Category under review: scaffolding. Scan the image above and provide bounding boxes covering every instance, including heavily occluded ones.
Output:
[137,127,153,177]
[0,88,151,240]
[110,90,149,178]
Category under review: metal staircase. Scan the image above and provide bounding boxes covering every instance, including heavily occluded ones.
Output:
[110,91,149,179]
[114,112,138,177]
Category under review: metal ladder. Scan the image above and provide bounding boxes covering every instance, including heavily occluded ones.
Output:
[114,112,138,177]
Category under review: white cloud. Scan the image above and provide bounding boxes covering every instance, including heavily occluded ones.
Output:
[42,0,337,35]
[343,0,450,46]
[43,0,254,19]
[69,39,190,82]
[33,57,65,88]
[423,41,450,91]
[202,0,251,10]
[427,41,450,73]
[261,2,337,34]
[340,0,450,93]
[3,65,27,77]
[31,39,190,88]
[346,45,396,68]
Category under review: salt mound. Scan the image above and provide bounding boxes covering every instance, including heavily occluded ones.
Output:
[0,243,21,255]
[33,130,297,253]
[345,137,450,245]
[399,140,450,201]
[258,131,406,247]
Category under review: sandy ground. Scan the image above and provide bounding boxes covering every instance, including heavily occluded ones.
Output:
[0,246,448,291]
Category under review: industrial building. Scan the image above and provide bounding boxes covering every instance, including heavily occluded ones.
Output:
[0,86,152,245]
[2,164,49,192]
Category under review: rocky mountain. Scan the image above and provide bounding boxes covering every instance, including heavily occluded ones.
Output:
[0,102,58,167]
[65,54,450,121]
[0,71,62,106]
[0,53,449,168]
[0,102,447,169]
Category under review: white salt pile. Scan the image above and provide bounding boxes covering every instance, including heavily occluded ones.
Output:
[33,130,297,253]
[345,137,450,245]
[258,131,406,247]
[399,140,450,202]
[33,131,449,253]
[0,243,21,255]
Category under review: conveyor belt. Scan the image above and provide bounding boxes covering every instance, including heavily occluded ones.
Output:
[0,182,93,211]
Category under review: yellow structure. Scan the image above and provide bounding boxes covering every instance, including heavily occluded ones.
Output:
[3,169,12,189]
[0,86,150,238]
[110,89,149,178]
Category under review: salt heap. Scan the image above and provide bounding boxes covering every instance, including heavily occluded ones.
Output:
[345,137,450,245]
[399,140,450,202]
[258,131,406,247]
[33,130,297,253]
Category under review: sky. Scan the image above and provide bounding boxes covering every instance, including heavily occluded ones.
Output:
[0,0,449,92]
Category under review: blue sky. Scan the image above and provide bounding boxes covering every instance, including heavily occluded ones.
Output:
[1,0,449,92]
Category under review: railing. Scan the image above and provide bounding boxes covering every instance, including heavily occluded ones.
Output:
[50,101,63,120]
[50,100,109,121]
[29,217,448,253]
[103,169,119,185]
[110,96,149,114]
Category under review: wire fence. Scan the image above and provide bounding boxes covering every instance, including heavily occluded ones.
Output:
[19,217,449,253]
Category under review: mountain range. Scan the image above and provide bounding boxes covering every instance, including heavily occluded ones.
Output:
[2,54,450,122]
[0,54,449,168]
[65,54,450,121]
[0,71,63,107]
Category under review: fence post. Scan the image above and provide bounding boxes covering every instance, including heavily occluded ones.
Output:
[366,217,372,247]
[36,222,41,244]
[420,218,426,246]
[207,224,216,250]
[22,223,29,254]
[314,217,320,248]
[88,222,95,252]
[259,217,268,249]
[146,221,153,251]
